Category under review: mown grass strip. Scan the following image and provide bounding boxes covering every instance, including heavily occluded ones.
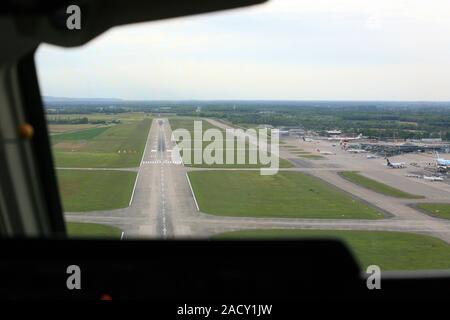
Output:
[340,171,424,199]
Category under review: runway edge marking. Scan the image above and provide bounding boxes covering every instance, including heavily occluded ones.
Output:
[129,119,152,207]
[185,172,200,211]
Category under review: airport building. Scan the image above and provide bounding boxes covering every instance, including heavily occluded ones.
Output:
[326,130,342,135]
[348,142,450,157]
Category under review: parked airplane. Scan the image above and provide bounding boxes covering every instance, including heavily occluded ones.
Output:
[406,174,421,178]
[386,158,406,168]
[423,175,444,181]
[435,152,450,168]
[302,137,313,142]
[366,154,378,159]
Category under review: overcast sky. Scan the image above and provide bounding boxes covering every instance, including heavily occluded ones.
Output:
[36,0,450,101]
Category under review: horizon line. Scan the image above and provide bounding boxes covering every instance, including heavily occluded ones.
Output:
[42,96,450,103]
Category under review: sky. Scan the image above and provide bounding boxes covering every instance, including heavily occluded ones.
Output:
[36,0,450,101]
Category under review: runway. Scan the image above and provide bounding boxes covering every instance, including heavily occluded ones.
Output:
[66,118,450,243]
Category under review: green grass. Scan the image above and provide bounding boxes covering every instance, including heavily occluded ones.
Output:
[51,126,108,141]
[169,117,292,168]
[53,118,151,168]
[416,203,450,219]
[215,229,450,271]
[57,169,136,212]
[66,222,122,238]
[284,149,325,160]
[340,171,424,199]
[48,112,149,123]
[188,171,383,219]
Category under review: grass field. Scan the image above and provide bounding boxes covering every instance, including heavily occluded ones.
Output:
[188,171,383,219]
[49,124,99,133]
[47,112,148,123]
[57,169,136,212]
[66,222,122,238]
[52,116,151,168]
[282,147,325,159]
[169,117,292,168]
[51,126,109,140]
[340,171,424,199]
[416,203,450,219]
[215,229,450,270]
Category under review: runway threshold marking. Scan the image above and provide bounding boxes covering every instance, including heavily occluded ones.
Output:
[142,160,182,165]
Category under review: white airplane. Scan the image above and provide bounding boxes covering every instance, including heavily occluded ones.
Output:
[423,175,444,181]
[302,137,313,142]
[435,152,450,168]
[366,154,378,159]
[328,133,363,142]
[386,158,406,168]
[319,150,335,155]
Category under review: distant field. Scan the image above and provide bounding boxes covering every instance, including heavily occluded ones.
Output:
[340,171,424,199]
[66,222,122,238]
[169,117,292,168]
[52,126,109,141]
[214,229,450,270]
[416,203,450,219]
[57,169,136,212]
[188,171,383,219]
[48,124,99,133]
[52,116,151,168]
[47,112,149,123]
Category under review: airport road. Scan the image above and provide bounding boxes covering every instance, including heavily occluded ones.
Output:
[66,118,450,243]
